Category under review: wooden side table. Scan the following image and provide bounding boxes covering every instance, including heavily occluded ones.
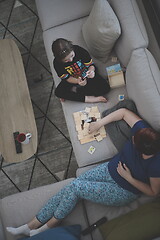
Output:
[0,39,37,163]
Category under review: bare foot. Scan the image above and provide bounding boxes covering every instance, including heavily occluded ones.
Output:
[85,96,107,103]
[60,98,65,102]
[88,121,101,134]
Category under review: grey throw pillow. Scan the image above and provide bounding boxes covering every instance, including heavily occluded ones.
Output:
[82,0,121,63]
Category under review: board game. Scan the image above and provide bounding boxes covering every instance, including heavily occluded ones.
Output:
[73,106,106,144]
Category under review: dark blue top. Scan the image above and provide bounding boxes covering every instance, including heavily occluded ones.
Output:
[108,120,160,194]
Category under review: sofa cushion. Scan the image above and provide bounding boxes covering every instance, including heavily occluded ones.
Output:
[99,199,160,240]
[35,0,94,31]
[126,48,160,130]
[82,0,121,63]
[21,225,81,240]
[108,0,148,67]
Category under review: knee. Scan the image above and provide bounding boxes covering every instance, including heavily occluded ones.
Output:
[54,87,61,98]
[102,80,110,94]
[70,180,81,194]
[106,84,110,93]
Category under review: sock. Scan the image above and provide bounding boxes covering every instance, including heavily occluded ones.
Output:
[6,224,30,236]
[30,224,49,236]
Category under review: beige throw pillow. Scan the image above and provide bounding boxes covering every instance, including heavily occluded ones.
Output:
[82,0,121,63]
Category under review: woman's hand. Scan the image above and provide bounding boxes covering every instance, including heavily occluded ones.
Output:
[77,77,87,86]
[88,121,101,134]
[86,70,95,79]
[117,162,132,181]
[117,162,160,197]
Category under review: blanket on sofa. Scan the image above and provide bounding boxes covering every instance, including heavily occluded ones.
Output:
[102,99,138,152]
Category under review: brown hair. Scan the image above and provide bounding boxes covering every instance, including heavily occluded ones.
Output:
[134,128,160,155]
[52,38,74,61]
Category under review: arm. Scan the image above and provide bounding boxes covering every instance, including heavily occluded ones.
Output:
[86,65,95,79]
[88,65,95,72]
[77,45,95,79]
[88,108,142,134]
[66,76,80,84]
[67,76,87,86]
[117,162,160,196]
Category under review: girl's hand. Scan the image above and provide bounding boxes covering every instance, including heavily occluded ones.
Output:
[78,77,87,86]
[117,162,132,181]
[86,70,95,79]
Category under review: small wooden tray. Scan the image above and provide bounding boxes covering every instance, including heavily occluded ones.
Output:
[108,71,125,88]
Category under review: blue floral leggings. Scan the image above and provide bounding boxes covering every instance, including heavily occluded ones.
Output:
[36,162,138,223]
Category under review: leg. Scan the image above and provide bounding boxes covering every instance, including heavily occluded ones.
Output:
[36,163,112,222]
[7,171,137,237]
[6,212,60,237]
[6,185,70,237]
[80,72,110,97]
[91,72,110,96]
[77,162,109,182]
[6,217,43,236]
[6,176,127,237]
[72,163,137,206]
[28,217,42,229]
[85,96,108,103]
[72,179,137,206]
[36,184,79,221]
[46,171,137,220]
[55,81,85,102]
[30,217,59,236]
[6,224,31,236]
[77,72,110,103]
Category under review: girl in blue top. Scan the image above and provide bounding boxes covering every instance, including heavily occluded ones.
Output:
[7,108,160,237]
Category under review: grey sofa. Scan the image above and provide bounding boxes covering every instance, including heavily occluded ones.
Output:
[1,0,160,240]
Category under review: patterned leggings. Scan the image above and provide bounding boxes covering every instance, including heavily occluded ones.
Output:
[36,162,138,223]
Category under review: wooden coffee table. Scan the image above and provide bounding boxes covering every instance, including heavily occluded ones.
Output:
[0,39,37,163]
